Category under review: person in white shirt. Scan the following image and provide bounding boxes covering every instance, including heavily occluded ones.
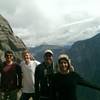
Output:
[20,49,40,100]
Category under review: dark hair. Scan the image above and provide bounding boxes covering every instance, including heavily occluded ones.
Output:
[5,50,14,57]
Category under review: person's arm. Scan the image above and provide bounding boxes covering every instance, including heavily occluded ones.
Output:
[0,62,2,90]
[49,74,57,100]
[0,62,5,90]
[0,61,4,72]
[35,66,40,100]
[78,73,100,91]
[16,64,22,89]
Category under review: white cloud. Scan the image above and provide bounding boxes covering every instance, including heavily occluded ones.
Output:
[0,0,100,47]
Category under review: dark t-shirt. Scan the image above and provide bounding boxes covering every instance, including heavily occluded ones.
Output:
[35,62,54,99]
[0,62,22,91]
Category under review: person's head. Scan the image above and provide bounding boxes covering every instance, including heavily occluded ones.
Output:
[44,49,53,65]
[22,49,31,62]
[5,50,14,62]
[58,54,74,74]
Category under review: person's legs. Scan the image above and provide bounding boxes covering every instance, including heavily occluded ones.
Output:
[7,90,17,100]
[30,93,35,100]
[20,93,32,100]
[17,90,22,100]
[0,91,12,100]
[40,96,49,100]
[0,92,6,100]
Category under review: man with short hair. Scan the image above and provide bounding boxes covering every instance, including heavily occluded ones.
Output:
[20,49,40,100]
[0,50,22,100]
[35,49,55,100]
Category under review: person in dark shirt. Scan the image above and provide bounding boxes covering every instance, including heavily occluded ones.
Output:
[49,54,100,100]
[0,50,22,100]
[35,49,55,100]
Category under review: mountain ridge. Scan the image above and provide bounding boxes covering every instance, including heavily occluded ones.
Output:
[0,15,27,62]
[30,33,100,100]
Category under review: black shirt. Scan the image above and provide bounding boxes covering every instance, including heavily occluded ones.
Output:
[50,72,100,100]
[35,62,54,100]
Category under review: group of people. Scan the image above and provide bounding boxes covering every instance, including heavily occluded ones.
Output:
[0,49,100,100]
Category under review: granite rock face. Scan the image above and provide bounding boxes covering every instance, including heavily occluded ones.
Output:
[0,15,26,62]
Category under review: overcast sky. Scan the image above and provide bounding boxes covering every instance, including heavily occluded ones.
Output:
[0,0,100,47]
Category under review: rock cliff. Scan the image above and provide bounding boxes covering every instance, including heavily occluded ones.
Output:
[0,15,26,62]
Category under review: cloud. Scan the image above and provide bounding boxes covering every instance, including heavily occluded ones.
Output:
[0,0,100,47]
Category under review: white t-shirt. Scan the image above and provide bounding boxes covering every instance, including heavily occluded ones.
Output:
[20,60,40,93]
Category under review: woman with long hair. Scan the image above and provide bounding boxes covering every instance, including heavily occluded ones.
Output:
[49,54,100,100]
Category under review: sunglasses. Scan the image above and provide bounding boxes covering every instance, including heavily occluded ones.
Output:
[6,54,13,57]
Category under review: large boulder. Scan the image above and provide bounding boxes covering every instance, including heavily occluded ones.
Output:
[0,15,26,62]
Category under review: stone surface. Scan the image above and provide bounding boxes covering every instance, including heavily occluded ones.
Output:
[0,15,26,62]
